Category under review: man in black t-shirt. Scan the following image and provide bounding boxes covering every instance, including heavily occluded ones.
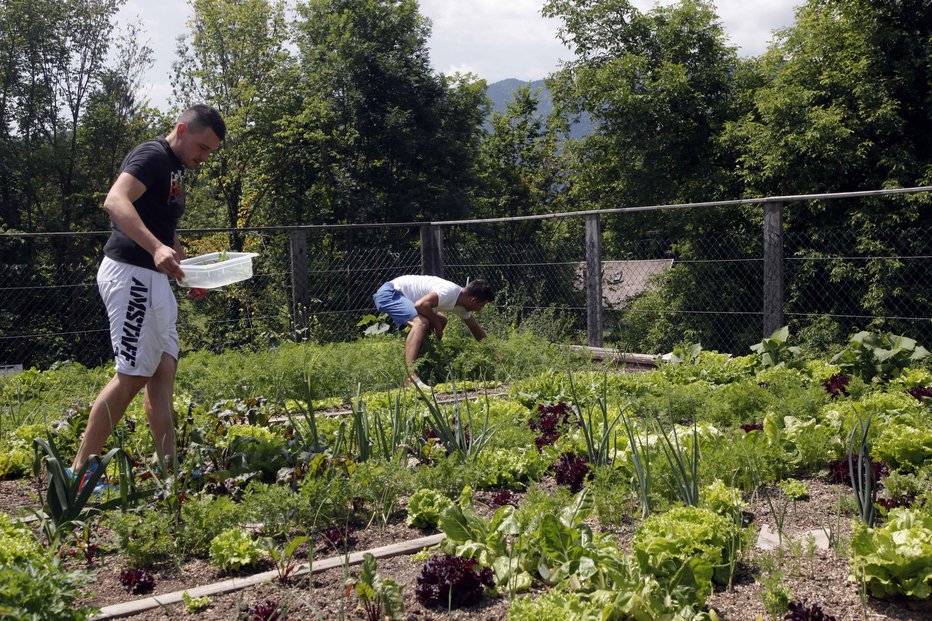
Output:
[71,105,226,483]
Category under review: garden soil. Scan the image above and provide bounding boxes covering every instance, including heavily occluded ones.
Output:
[3,477,929,620]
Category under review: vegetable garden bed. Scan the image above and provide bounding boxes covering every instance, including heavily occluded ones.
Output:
[1,330,930,620]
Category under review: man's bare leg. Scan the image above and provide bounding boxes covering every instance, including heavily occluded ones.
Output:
[144,352,178,468]
[72,372,148,470]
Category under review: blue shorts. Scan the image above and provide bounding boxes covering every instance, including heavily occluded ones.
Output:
[373,282,418,327]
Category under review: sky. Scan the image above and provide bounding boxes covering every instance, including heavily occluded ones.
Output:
[116,0,802,112]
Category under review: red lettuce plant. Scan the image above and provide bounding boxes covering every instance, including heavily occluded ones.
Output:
[320,526,355,550]
[822,374,850,399]
[827,455,887,486]
[415,554,494,609]
[553,451,591,493]
[906,385,932,402]
[488,489,519,509]
[740,422,764,433]
[118,567,155,594]
[528,402,574,449]
[784,600,836,621]
[244,600,282,621]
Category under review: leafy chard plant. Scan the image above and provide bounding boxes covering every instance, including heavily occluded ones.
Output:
[831,331,930,383]
[263,534,308,584]
[345,552,404,621]
[750,325,802,370]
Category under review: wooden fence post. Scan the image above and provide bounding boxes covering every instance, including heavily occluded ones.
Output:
[420,224,444,277]
[289,229,310,339]
[585,214,603,347]
[762,201,784,337]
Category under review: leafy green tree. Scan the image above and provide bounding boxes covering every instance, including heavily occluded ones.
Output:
[725,0,932,197]
[77,21,167,232]
[543,0,746,214]
[172,0,292,232]
[293,0,487,224]
[475,85,567,231]
[724,0,932,340]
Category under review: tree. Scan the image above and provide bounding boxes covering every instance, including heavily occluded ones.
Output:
[293,0,487,224]
[77,21,166,232]
[172,0,292,232]
[543,0,746,215]
[724,0,932,340]
[725,0,932,198]
[475,85,567,229]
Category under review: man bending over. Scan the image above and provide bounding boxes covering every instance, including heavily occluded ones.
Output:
[373,275,495,388]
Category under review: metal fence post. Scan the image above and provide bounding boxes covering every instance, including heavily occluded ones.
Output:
[289,229,310,338]
[585,214,603,347]
[763,201,784,337]
[420,224,444,277]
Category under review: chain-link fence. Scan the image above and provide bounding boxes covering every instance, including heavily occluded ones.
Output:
[2,193,931,371]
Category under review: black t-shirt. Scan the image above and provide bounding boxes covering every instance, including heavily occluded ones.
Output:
[103,137,185,271]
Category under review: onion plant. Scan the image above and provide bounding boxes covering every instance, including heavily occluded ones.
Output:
[848,407,877,527]
[652,408,700,507]
[568,374,624,468]
[417,377,495,460]
[619,408,652,517]
[31,434,122,549]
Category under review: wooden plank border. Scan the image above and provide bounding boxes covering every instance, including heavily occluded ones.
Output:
[93,533,445,620]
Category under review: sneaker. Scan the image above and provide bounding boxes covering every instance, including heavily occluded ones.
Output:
[65,463,118,495]
[405,375,431,391]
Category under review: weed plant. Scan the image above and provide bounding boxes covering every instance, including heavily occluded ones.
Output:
[177,493,244,557]
[107,509,176,567]
[589,465,637,525]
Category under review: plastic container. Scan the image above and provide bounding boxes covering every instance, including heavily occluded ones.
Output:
[177,252,259,289]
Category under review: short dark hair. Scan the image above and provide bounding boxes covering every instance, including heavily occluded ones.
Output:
[178,104,226,141]
[463,279,495,303]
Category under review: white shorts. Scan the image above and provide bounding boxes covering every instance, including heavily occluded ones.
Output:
[98,257,179,376]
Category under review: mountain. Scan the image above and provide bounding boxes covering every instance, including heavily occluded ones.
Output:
[484,78,594,140]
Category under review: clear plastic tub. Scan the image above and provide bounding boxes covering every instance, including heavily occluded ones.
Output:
[177,252,259,289]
